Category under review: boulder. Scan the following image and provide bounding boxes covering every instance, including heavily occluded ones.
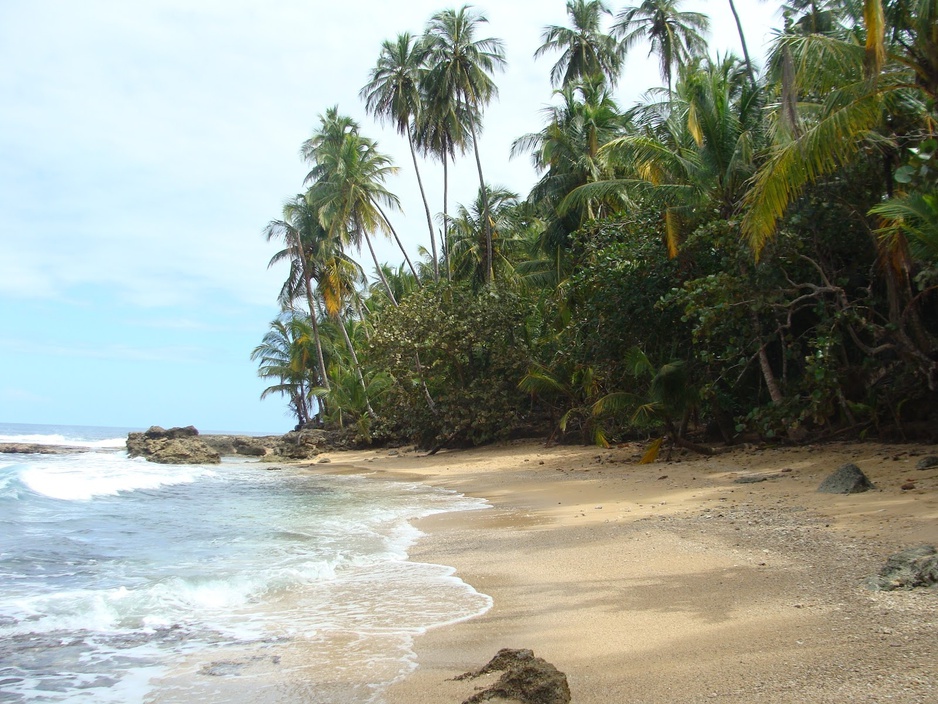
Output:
[456,649,571,704]
[126,426,220,465]
[871,545,938,590]
[817,463,875,494]
[915,455,938,470]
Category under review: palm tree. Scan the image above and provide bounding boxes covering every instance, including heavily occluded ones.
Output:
[251,313,320,427]
[360,33,441,281]
[264,195,333,402]
[535,0,622,88]
[303,108,413,303]
[512,75,629,254]
[447,185,527,287]
[413,87,473,280]
[566,55,762,255]
[612,0,710,94]
[422,5,506,284]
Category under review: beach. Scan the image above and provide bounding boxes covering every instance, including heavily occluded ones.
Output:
[308,440,938,704]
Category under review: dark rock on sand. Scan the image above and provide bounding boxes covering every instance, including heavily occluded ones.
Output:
[456,648,571,704]
[915,455,938,470]
[126,426,220,465]
[871,545,938,591]
[817,463,875,494]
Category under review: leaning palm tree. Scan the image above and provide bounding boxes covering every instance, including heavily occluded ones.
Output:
[422,5,506,284]
[264,195,333,402]
[612,0,710,94]
[360,33,441,280]
[535,0,622,88]
[303,108,414,303]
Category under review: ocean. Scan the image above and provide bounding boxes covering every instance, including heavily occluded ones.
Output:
[0,423,491,703]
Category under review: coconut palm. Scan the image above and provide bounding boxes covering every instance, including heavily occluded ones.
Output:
[612,0,710,94]
[413,88,473,280]
[251,313,320,427]
[566,54,762,255]
[264,195,333,401]
[535,0,622,88]
[422,5,506,284]
[447,185,527,287]
[360,33,441,280]
[512,74,629,254]
[303,108,413,304]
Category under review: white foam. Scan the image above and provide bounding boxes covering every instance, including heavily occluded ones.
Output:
[0,432,127,448]
[19,454,216,500]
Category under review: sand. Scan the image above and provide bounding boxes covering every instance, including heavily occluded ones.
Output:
[308,440,938,703]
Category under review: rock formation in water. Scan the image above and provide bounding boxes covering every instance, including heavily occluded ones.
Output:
[126,426,221,464]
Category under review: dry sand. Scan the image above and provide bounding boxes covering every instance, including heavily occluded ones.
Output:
[310,440,938,704]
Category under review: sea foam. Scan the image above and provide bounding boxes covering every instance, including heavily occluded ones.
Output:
[18,453,217,501]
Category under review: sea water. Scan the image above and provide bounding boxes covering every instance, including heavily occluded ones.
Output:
[0,423,491,703]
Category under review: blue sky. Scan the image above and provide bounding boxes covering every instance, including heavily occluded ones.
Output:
[0,1,779,433]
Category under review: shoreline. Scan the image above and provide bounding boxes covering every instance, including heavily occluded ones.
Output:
[305,439,937,703]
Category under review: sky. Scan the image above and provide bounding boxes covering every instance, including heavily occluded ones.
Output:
[0,0,783,433]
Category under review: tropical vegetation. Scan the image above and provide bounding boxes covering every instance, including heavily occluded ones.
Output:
[255,0,938,453]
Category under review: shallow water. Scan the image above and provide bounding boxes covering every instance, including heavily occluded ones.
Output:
[0,423,491,703]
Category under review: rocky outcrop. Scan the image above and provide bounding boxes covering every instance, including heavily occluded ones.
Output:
[199,435,275,457]
[0,443,89,455]
[817,463,875,494]
[456,649,571,704]
[871,545,938,590]
[265,430,329,460]
[126,426,220,465]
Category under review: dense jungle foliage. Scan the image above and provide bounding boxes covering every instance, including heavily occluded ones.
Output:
[253,0,938,451]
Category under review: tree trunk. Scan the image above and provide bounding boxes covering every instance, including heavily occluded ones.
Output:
[337,312,376,419]
[443,155,451,282]
[751,311,784,404]
[408,124,439,282]
[728,0,757,89]
[468,117,494,284]
[363,231,398,306]
[374,201,420,283]
[293,236,331,406]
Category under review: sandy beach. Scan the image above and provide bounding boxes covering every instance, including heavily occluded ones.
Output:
[306,439,938,704]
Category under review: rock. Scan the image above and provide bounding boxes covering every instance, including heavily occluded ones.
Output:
[270,430,328,460]
[126,426,220,465]
[0,443,89,455]
[456,648,571,704]
[870,545,938,590]
[817,463,875,494]
[915,455,938,470]
[317,457,331,464]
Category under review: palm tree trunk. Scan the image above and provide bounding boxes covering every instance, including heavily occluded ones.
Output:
[408,124,439,282]
[374,201,420,282]
[467,117,494,284]
[728,0,756,89]
[363,231,398,306]
[443,155,452,282]
[337,312,376,419]
[294,237,331,400]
